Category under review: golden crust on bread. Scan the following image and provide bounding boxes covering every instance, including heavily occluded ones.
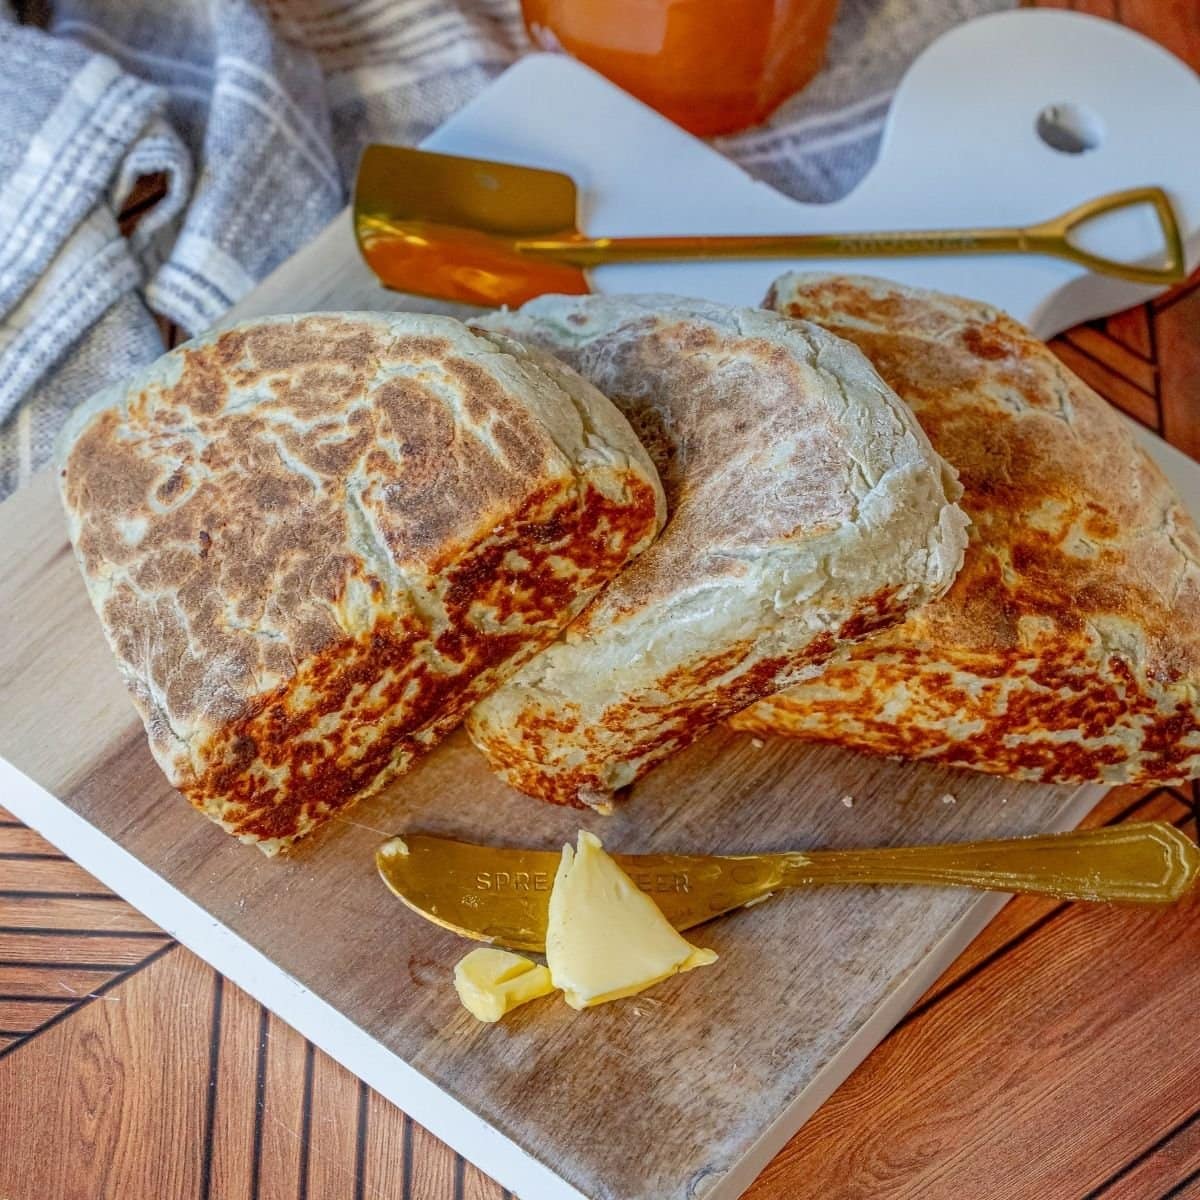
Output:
[731,274,1200,785]
[59,313,664,850]
[468,295,968,808]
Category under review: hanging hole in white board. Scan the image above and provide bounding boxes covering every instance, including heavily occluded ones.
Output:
[1035,102,1105,154]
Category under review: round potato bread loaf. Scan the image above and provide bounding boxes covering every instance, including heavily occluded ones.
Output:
[467,294,969,808]
[732,273,1200,786]
[58,312,665,852]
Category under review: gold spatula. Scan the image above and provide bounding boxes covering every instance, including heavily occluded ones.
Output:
[353,145,1186,308]
[376,822,1198,952]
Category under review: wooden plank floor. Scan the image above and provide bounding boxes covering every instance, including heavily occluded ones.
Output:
[3,2,1200,1197]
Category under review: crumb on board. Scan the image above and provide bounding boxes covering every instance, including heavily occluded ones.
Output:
[750,737,765,750]
[840,794,855,808]
[940,793,957,805]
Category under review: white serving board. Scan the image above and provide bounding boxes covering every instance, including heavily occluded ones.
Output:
[422,9,1200,336]
[3,11,1200,1200]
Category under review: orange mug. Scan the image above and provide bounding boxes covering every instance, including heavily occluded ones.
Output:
[521,0,841,136]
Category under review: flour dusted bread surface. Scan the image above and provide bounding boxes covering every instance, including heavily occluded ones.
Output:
[732,274,1200,785]
[58,312,664,851]
[467,294,969,807]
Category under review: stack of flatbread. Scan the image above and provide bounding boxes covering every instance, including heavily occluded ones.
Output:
[57,280,1200,851]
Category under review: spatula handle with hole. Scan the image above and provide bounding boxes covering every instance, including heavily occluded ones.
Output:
[779,821,1198,903]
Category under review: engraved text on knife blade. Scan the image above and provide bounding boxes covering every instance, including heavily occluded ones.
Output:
[473,871,691,893]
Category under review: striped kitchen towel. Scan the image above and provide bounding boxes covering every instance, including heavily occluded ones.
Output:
[0,0,1012,500]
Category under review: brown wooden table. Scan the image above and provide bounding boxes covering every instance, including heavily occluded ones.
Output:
[3,4,1200,1197]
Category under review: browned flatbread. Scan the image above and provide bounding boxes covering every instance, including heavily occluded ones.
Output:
[731,274,1200,786]
[58,313,664,851]
[467,294,968,808]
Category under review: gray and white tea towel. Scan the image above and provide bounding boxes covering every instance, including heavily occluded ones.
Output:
[0,0,1012,500]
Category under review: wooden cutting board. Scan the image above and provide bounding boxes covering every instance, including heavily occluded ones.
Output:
[4,13,1200,1200]
[0,467,1104,1200]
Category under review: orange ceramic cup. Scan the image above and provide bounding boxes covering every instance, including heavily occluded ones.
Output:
[521,0,841,136]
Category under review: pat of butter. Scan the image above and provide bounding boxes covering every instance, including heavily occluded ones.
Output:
[546,831,716,1010]
[454,947,555,1023]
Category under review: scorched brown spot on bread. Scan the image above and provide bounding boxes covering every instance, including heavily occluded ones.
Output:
[59,312,664,852]
[734,274,1200,785]
[467,295,968,808]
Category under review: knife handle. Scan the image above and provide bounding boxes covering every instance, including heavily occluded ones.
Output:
[779,821,1198,904]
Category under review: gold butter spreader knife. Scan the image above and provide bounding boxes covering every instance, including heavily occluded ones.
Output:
[377,822,1198,952]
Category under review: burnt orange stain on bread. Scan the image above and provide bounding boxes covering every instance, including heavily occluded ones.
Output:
[733,274,1200,786]
[59,312,663,851]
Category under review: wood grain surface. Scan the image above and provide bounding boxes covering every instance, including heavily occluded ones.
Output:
[3,2,1200,1198]
[0,453,1099,1200]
